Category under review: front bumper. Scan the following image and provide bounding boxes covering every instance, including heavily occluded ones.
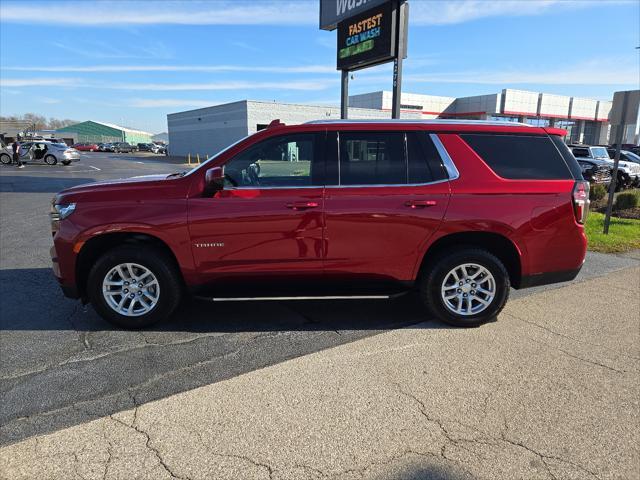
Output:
[50,244,80,299]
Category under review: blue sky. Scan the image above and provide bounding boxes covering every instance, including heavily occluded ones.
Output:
[1,0,638,133]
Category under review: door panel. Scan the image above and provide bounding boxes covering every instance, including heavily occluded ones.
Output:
[187,131,326,288]
[188,188,324,282]
[324,183,449,281]
[323,130,450,282]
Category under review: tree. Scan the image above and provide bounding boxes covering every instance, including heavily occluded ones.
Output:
[0,113,78,130]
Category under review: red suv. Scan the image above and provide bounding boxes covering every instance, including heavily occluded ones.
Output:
[50,120,589,328]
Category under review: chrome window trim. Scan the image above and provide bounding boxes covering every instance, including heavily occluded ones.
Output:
[429,133,460,181]
[227,185,322,190]
[222,131,459,191]
[324,178,450,189]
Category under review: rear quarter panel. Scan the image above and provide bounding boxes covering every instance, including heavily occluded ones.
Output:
[435,133,586,277]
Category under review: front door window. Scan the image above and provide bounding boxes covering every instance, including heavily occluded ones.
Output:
[223,133,319,188]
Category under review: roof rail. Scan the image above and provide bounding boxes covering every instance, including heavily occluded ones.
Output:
[304,119,533,127]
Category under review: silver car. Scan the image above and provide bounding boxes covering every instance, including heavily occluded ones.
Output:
[0,141,80,166]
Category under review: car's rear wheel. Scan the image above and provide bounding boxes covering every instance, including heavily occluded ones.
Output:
[420,248,510,327]
[87,245,182,328]
[0,154,11,165]
[44,154,57,165]
[62,160,71,166]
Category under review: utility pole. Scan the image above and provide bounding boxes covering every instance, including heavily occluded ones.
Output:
[603,90,630,234]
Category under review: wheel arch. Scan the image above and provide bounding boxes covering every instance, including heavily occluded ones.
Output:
[418,231,523,288]
[76,232,184,299]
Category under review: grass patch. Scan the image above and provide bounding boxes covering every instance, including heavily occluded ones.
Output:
[585,212,640,253]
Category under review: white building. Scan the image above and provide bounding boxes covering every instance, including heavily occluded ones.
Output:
[167,100,421,157]
[167,89,618,157]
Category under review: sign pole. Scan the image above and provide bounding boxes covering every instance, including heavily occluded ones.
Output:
[391,1,407,119]
[341,69,349,119]
[603,90,630,234]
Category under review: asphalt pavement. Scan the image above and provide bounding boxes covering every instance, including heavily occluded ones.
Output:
[0,152,638,479]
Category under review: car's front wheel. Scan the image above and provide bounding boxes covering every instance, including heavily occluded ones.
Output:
[420,248,510,327]
[0,153,11,165]
[87,246,182,328]
[44,154,57,165]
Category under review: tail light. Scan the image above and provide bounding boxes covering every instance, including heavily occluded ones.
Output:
[572,181,590,224]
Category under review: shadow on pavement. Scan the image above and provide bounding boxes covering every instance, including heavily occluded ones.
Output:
[0,176,95,193]
[0,267,445,333]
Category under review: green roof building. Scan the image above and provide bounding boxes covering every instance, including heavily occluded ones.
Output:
[56,120,154,144]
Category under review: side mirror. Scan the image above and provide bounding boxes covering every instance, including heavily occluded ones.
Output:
[204,166,224,193]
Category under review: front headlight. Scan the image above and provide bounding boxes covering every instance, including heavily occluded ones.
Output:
[51,203,76,221]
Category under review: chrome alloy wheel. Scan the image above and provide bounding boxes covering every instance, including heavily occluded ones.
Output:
[440,263,496,316]
[102,263,160,317]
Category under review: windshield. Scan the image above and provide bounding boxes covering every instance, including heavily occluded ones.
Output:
[183,134,251,177]
[591,147,610,159]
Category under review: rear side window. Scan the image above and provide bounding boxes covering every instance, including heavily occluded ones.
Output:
[330,131,447,186]
[460,134,573,180]
[339,132,405,185]
[550,135,583,180]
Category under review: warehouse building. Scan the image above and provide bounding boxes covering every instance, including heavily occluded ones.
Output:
[167,100,421,157]
[56,120,154,145]
[167,88,619,157]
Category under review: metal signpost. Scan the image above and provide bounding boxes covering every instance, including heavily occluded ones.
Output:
[321,0,408,119]
[603,90,630,234]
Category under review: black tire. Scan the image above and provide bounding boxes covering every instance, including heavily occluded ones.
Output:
[44,154,57,165]
[62,160,71,166]
[87,245,182,328]
[419,248,510,328]
[0,154,11,165]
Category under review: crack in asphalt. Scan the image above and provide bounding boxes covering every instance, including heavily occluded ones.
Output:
[528,338,627,374]
[109,407,188,480]
[507,312,640,362]
[395,385,602,480]
[0,329,263,384]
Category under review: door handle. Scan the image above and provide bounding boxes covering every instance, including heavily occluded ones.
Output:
[404,200,437,209]
[286,201,319,210]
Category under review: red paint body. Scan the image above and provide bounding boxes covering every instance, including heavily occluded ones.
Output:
[51,122,587,298]
[72,143,99,151]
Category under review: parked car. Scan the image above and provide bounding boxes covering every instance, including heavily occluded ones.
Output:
[51,119,589,329]
[1,141,79,166]
[0,139,13,165]
[571,145,639,190]
[137,143,161,153]
[72,143,99,152]
[576,159,612,186]
[607,149,640,187]
[111,142,133,153]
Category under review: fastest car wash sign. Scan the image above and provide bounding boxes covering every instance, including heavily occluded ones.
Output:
[336,1,396,71]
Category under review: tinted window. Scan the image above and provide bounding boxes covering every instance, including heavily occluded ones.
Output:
[407,132,448,183]
[461,134,572,180]
[550,135,583,180]
[339,131,405,185]
[224,133,319,187]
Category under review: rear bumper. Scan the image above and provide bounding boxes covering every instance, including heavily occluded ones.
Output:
[518,266,582,289]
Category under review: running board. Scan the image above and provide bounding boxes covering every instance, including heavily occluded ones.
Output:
[196,294,397,302]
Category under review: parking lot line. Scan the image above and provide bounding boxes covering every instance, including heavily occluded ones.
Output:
[88,165,101,171]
